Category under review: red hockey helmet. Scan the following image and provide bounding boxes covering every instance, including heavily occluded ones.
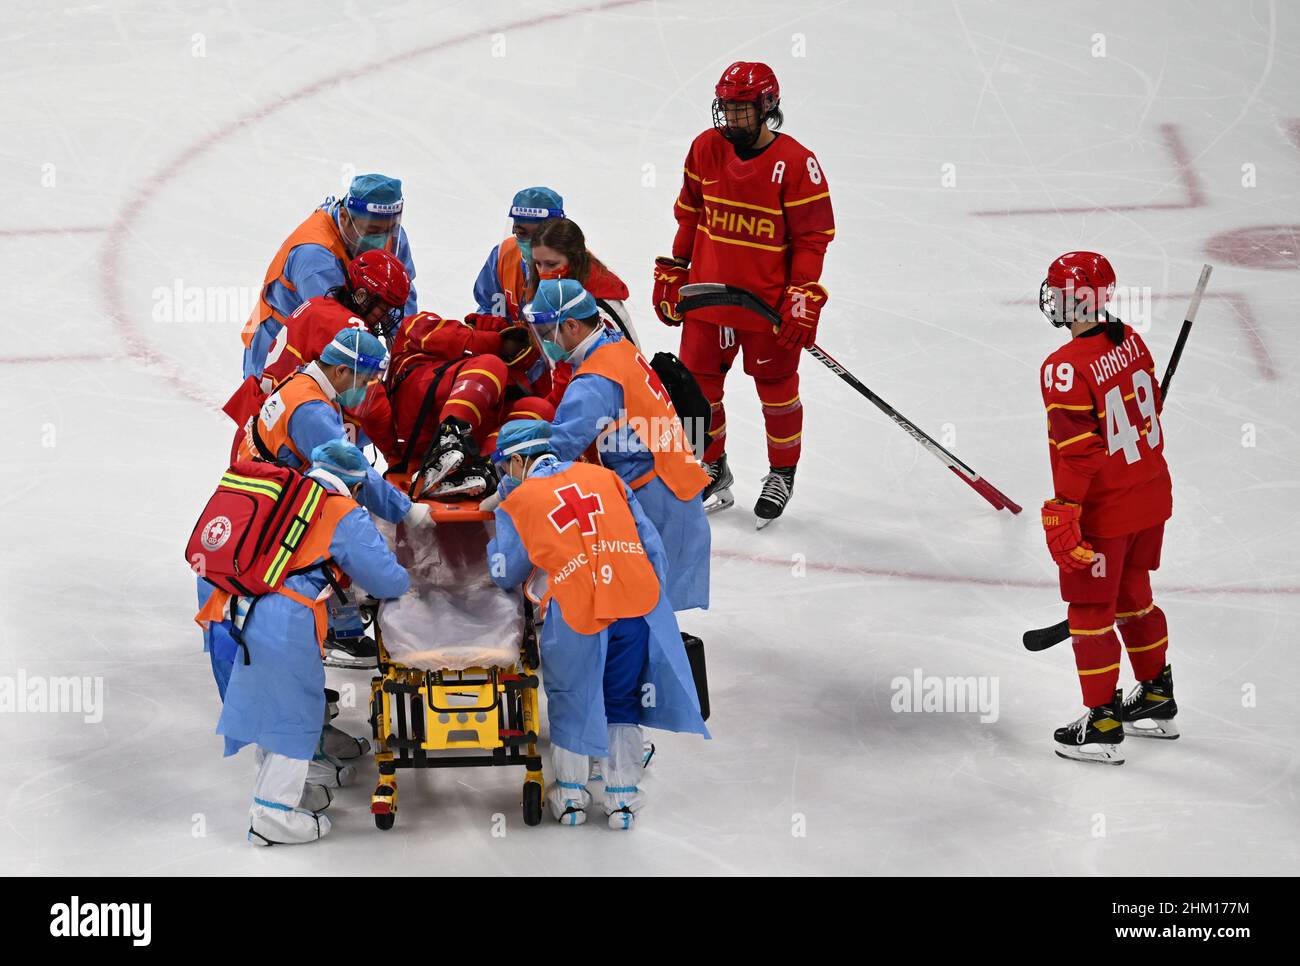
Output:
[1039,251,1116,328]
[346,249,410,337]
[713,62,780,145]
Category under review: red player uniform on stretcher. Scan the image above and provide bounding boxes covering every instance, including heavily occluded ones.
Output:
[355,311,561,497]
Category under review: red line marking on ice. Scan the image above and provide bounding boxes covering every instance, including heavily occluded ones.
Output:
[0,352,111,365]
[712,548,1299,596]
[972,123,1204,217]
[0,226,108,237]
[95,0,647,412]
[1002,292,1277,381]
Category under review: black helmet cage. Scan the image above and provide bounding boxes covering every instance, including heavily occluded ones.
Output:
[1039,279,1069,328]
[712,91,781,144]
[338,283,403,340]
[1039,279,1104,329]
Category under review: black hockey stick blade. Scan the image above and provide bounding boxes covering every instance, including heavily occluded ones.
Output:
[679,283,780,325]
[1023,619,1070,651]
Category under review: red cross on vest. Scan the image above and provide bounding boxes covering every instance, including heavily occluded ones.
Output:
[548,483,605,535]
[635,353,666,401]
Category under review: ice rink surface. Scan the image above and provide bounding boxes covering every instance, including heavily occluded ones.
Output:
[3,0,1298,875]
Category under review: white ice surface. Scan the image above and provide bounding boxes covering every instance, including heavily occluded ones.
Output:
[2,0,1298,875]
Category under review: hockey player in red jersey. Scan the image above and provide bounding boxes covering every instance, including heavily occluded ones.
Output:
[653,61,835,528]
[358,311,556,498]
[262,249,411,384]
[1036,252,1179,765]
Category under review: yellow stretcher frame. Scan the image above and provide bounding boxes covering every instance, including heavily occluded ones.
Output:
[367,498,545,830]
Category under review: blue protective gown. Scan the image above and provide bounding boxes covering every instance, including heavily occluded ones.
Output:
[487,458,709,759]
[472,240,530,316]
[244,202,419,379]
[549,328,710,612]
[217,503,409,760]
[198,370,410,697]
[277,372,412,526]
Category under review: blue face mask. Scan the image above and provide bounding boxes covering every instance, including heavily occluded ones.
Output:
[518,236,534,264]
[355,233,391,254]
[338,385,368,409]
[541,338,567,362]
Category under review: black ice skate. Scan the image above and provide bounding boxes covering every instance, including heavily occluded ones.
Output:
[1121,664,1179,739]
[702,453,734,513]
[324,629,377,669]
[419,417,476,494]
[1054,690,1125,765]
[430,457,496,500]
[753,465,796,530]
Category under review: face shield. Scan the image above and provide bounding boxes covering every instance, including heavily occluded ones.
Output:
[522,289,590,371]
[340,195,403,256]
[328,342,389,417]
[505,202,564,266]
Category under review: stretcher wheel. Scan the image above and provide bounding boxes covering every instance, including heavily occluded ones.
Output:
[375,812,395,831]
[522,781,543,827]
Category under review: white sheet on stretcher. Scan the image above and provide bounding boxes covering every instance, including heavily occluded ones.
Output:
[376,516,523,672]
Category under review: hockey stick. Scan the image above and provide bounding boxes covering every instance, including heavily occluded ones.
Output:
[1022,263,1213,652]
[677,283,1022,514]
[1160,263,1212,398]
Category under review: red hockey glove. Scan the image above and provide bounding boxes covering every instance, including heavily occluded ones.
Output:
[776,282,828,350]
[1041,499,1095,571]
[652,256,689,326]
[466,312,511,333]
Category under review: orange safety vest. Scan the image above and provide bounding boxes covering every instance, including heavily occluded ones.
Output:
[242,209,349,348]
[578,338,710,501]
[495,236,528,319]
[195,490,354,654]
[236,369,337,466]
[500,463,659,635]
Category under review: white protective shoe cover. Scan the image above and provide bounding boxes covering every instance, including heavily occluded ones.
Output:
[308,752,357,788]
[248,804,331,845]
[321,723,370,761]
[299,782,333,813]
[248,750,331,844]
[547,744,593,826]
[603,724,646,830]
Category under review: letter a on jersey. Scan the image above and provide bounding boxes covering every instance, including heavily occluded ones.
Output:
[548,484,605,535]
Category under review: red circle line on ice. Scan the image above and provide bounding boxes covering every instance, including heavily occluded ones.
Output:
[93,4,1299,601]
[96,0,649,411]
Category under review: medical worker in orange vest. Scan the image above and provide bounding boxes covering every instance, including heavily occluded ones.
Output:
[196,441,410,846]
[528,279,710,613]
[472,186,564,320]
[236,328,426,529]
[487,420,709,830]
[241,173,419,381]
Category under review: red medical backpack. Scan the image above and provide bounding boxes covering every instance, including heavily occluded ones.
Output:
[185,460,328,597]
